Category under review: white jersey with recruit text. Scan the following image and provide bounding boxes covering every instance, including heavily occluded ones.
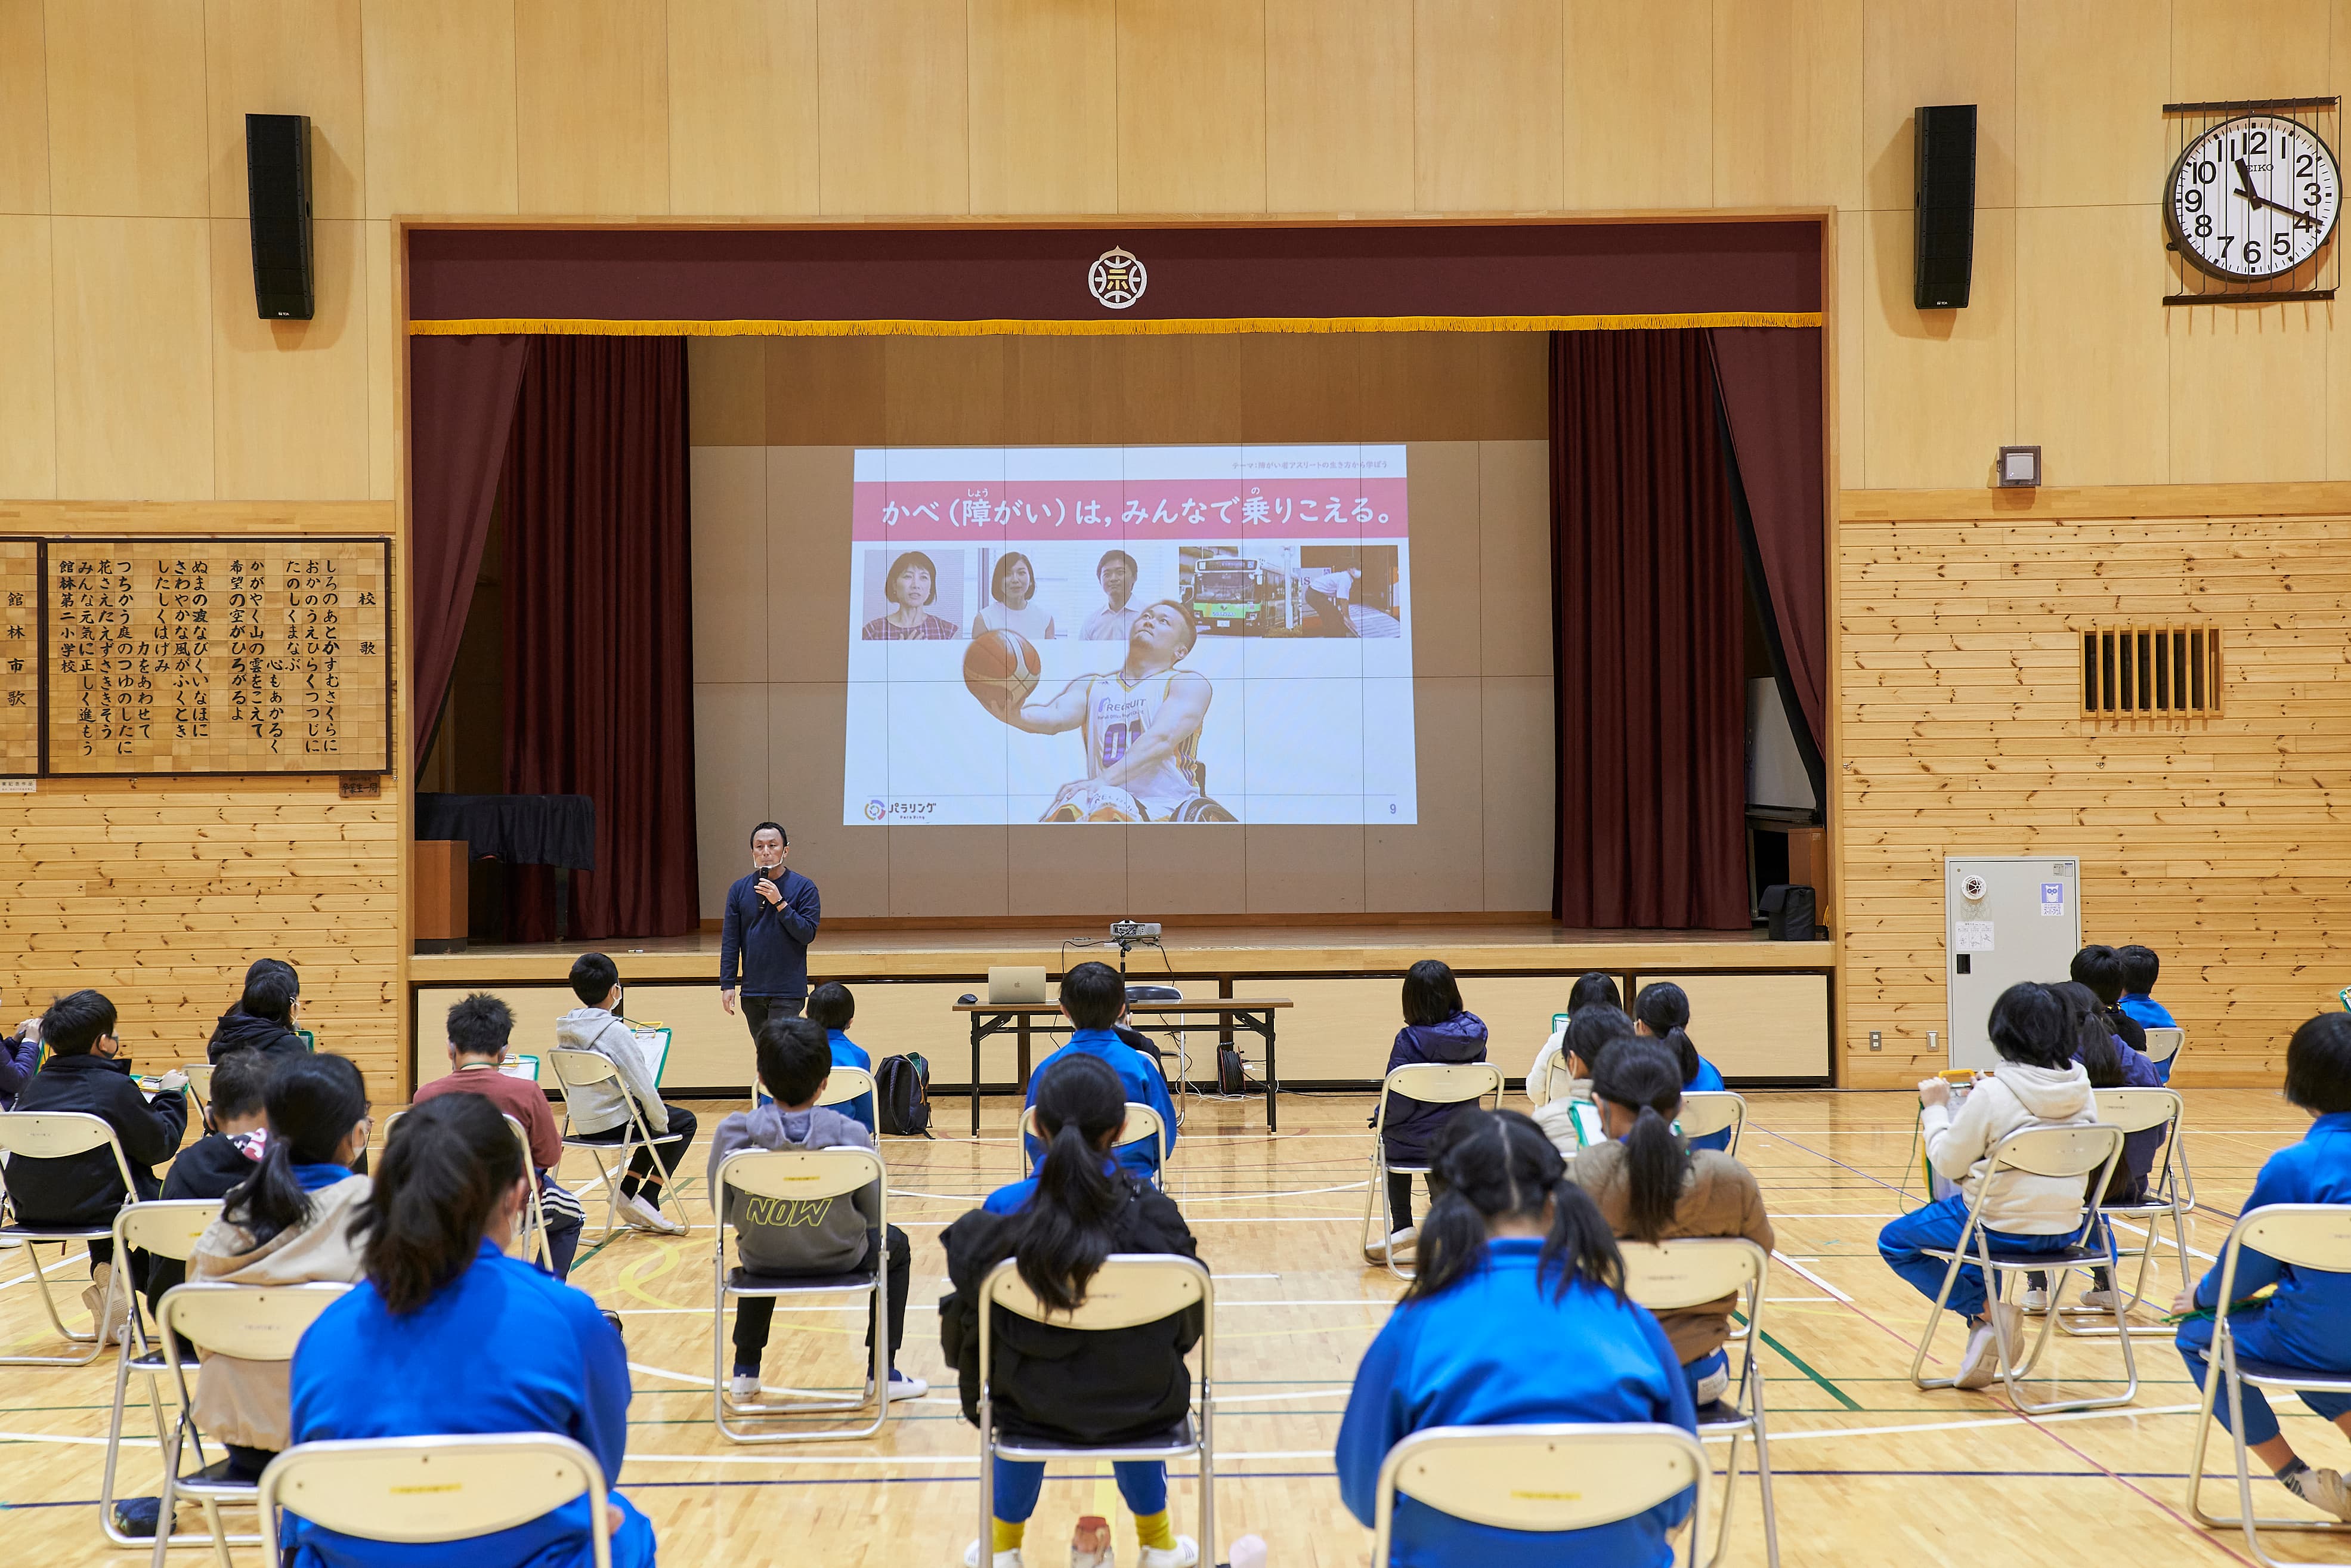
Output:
[1081,670,1201,815]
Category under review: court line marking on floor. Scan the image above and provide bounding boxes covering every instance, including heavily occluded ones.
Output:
[1770,1251,1852,1303]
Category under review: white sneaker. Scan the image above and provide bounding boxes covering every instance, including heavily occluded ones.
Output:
[866,1368,929,1402]
[1136,1538,1199,1568]
[616,1191,687,1236]
[965,1542,1023,1568]
[2077,1288,2121,1313]
[2285,1466,2351,1521]
[1365,1226,1416,1265]
[2021,1286,2050,1315]
[726,1371,760,1403]
[1954,1310,2010,1390]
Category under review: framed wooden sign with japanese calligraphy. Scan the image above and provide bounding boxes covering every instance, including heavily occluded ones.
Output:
[41,539,392,776]
[0,539,38,774]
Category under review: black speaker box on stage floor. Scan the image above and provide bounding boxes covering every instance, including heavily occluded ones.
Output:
[245,112,314,321]
[1761,884,1818,942]
[1913,103,1977,310]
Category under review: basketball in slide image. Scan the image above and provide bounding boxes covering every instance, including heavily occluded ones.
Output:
[963,629,1040,719]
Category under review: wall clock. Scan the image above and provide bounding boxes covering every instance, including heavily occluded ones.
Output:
[2165,110,2340,283]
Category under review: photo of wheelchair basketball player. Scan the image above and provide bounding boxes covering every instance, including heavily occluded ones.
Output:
[1003,599,1238,822]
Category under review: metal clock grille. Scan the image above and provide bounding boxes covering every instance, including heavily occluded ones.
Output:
[2164,95,2340,304]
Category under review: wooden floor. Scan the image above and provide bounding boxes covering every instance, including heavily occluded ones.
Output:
[4,1086,2345,1566]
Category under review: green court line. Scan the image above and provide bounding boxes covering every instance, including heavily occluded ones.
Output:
[1757,1328,1862,1411]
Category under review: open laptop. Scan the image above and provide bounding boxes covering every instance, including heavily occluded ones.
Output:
[987,966,1049,1004]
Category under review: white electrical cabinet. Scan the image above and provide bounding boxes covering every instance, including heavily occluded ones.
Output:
[1944,855,2081,1071]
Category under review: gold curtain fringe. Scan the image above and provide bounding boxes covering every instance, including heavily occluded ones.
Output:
[409,311,1820,338]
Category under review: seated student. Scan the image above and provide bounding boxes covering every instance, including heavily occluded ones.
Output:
[555,952,697,1237]
[0,986,41,1111]
[1022,961,1177,1184]
[1575,1038,1775,1406]
[146,1047,279,1308]
[1632,982,1731,1152]
[1530,1004,1637,1158]
[778,981,873,1132]
[2022,982,2165,1316]
[944,1051,1202,1568]
[206,958,309,1064]
[1526,970,1622,1104]
[1337,1109,1696,1568]
[2,989,187,1343]
[2117,944,2179,1078]
[1367,960,1490,1267]
[287,1093,654,1568]
[708,1016,924,1405]
[1877,982,2098,1390]
[412,993,585,1279]
[2174,1013,2351,1520]
[2071,942,2149,1055]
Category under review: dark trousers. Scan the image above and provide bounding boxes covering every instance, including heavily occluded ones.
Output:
[733,1226,911,1368]
[1305,589,1352,636]
[86,1239,149,1288]
[543,1205,584,1279]
[576,1105,700,1190]
[741,995,805,1043]
[1386,1172,1421,1230]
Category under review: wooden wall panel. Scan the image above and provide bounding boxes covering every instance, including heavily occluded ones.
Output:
[1115,0,1267,214]
[362,220,396,501]
[0,0,52,213]
[360,0,518,218]
[968,0,1118,215]
[1711,0,1863,211]
[44,0,210,218]
[0,217,56,497]
[1562,0,1714,211]
[816,0,968,215]
[52,217,215,499]
[665,0,819,217]
[2015,0,2166,211]
[1834,500,2351,1088]
[515,0,671,217]
[209,217,370,499]
[1412,0,1561,212]
[2014,204,2168,488]
[2167,303,2333,485]
[202,0,366,222]
[2170,0,2335,103]
[1264,0,1415,214]
[1861,0,2018,212]
[1861,205,2015,489]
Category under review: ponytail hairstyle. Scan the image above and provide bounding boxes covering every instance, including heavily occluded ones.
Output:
[352,1091,522,1315]
[2052,981,2124,1087]
[1564,1004,1635,1080]
[222,1052,369,1246]
[1007,1052,1128,1313]
[1589,1040,1691,1242]
[1633,981,1703,1085]
[1407,1109,1623,1306]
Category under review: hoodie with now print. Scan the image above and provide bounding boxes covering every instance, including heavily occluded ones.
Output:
[1921,1062,2098,1235]
[706,1102,878,1276]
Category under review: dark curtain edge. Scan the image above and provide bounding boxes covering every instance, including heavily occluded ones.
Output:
[1710,384,1828,817]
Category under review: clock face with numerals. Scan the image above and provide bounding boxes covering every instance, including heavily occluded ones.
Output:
[2166,113,2341,282]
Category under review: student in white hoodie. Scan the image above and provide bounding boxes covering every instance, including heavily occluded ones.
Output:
[556,952,697,1237]
[1876,982,2099,1390]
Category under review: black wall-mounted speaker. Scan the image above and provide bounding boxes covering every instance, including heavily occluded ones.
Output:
[245,113,314,321]
[1913,103,1977,310]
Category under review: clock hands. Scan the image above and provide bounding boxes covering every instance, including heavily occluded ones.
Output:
[2235,156,2322,229]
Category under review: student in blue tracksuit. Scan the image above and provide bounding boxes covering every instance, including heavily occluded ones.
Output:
[286,1093,656,1568]
[1022,961,1176,1182]
[1338,1108,1697,1568]
[1634,982,1730,1152]
[756,981,876,1130]
[2117,945,2179,1081]
[2174,1012,2351,1521]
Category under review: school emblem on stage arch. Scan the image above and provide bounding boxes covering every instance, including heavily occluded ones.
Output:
[1088,248,1146,310]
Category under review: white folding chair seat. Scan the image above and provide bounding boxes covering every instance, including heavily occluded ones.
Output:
[712,1146,890,1443]
[977,1255,1215,1555]
[548,1047,692,1238]
[1018,1101,1171,1186]
[1369,1422,1707,1568]
[2056,1087,2192,1340]
[1360,1062,1504,1281]
[0,1111,142,1366]
[1678,1091,1748,1158]
[98,1199,227,1551]
[259,1432,614,1568]
[2183,1204,2351,1567]
[1620,1238,1777,1568]
[1906,1124,2134,1414]
[156,1282,352,1567]
[2141,1028,2195,1205]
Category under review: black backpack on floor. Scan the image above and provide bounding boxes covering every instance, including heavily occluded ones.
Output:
[875,1052,933,1137]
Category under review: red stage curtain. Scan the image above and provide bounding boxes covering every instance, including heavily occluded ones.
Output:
[408,334,528,761]
[1549,330,1749,930]
[1709,326,1827,778]
[499,336,700,941]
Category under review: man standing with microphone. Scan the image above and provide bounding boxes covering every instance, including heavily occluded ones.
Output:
[719,822,821,1041]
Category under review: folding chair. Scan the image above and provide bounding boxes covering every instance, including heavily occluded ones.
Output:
[379,1109,552,1267]
[0,1110,141,1365]
[1526,1027,1573,1107]
[548,1047,689,1238]
[2142,1027,2195,1205]
[713,1145,890,1443]
[1679,1091,1748,1158]
[98,1199,225,1550]
[155,1282,352,1568]
[2183,1204,2351,1568]
[1905,1123,2133,1414]
[181,1063,215,1131]
[2056,1086,2192,1340]
[1019,1102,1172,1187]
[818,1065,877,1118]
[977,1254,1215,1560]
[1621,1239,1777,1568]
[259,1431,614,1568]
[1369,1422,1707,1568]
[1360,1062,1504,1281]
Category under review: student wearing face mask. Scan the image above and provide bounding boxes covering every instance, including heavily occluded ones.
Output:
[720,821,822,1042]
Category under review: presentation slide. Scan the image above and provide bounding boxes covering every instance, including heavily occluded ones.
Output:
[843,444,1416,826]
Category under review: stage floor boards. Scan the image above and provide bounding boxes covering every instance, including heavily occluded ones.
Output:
[4,1088,2319,1567]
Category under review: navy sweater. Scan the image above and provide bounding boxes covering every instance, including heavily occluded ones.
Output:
[718,867,821,1000]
